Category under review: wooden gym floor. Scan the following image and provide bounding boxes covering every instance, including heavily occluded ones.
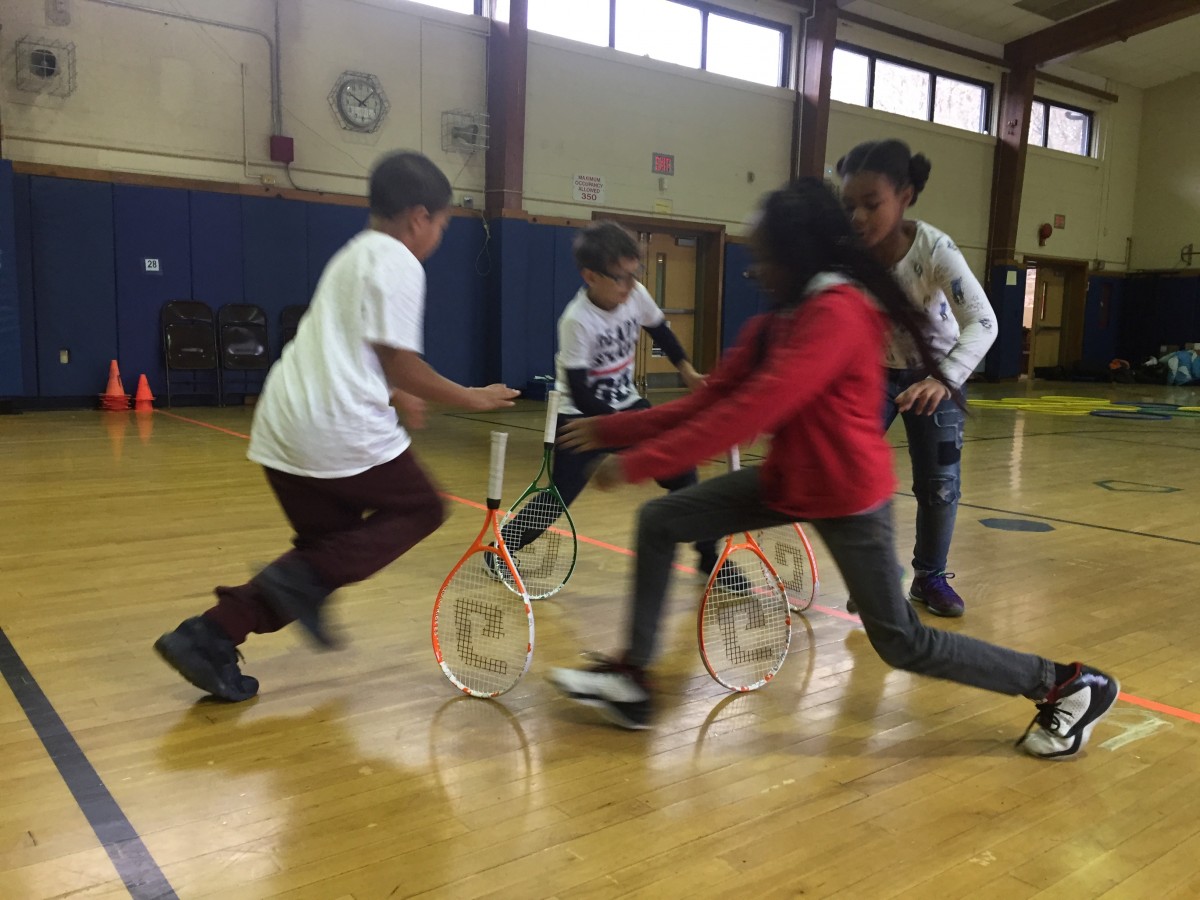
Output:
[3,380,1200,899]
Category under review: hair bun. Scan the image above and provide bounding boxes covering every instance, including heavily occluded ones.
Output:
[909,154,932,195]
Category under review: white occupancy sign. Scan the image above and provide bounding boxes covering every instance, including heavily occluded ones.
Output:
[572,174,606,204]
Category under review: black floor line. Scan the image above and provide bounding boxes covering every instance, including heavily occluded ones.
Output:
[0,626,178,900]
[892,492,1200,548]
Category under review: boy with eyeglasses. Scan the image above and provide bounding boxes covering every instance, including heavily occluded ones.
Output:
[492,220,724,578]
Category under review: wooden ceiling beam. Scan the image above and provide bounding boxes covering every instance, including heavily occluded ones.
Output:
[1005,0,1200,66]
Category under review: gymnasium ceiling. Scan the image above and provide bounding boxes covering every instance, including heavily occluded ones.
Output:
[839,0,1200,89]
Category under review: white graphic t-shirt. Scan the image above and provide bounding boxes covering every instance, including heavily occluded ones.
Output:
[555,282,665,415]
[888,220,996,387]
[248,230,424,478]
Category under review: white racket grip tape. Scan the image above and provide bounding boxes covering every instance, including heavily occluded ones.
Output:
[728,445,741,472]
[488,431,508,501]
[544,391,561,444]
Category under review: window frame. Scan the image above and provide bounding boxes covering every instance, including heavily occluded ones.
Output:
[834,41,994,136]
[408,0,485,14]
[1028,95,1094,157]
[525,0,792,88]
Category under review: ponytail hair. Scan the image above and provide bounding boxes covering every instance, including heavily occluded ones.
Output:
[751,177,954,398]
[836,139,931,206]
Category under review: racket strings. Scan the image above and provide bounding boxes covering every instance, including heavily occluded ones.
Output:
[701,544,790,687]
[437,549,531,695]
[756,524,817,611]
[500,490,574,597]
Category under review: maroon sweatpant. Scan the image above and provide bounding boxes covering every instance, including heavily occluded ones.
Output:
[204,448,446,644]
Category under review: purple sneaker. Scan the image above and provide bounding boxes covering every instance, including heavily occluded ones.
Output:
[909,572,964,617]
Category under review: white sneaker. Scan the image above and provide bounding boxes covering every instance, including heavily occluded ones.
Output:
[547,656,652,730]
[1017,663,1119,760]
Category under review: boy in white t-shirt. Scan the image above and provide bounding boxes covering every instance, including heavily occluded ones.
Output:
[154,151,520,702]
[495,221,721,576]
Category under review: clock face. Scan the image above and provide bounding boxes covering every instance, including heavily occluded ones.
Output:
[329,72,389,133]
[337,80,382,130]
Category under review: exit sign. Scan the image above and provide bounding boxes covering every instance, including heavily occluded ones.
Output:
[652,153,674,176]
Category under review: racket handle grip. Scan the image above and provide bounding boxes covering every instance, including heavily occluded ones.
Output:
[544,391,561,445]
[728,445,741,472]
[488,431,508,502]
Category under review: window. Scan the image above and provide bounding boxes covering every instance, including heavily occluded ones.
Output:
[525,0,791,88]
[407,0,480,13]
[529,0,610,47]
[872,59,930,120]
[829,42,993,136]
[933,75,987,133]
[706,13,786,87]
[1027,98,1092,156]
[615,0,702,69]
[831,47,869,105]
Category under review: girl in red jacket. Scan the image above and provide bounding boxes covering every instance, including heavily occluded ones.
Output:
[547,178,1117,760]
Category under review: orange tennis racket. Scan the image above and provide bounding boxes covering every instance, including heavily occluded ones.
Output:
[432,431,534,697]
[697,447,791,692]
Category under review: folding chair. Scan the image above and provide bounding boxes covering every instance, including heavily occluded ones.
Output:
[161,300,221,407]
[280,304,306,351]
[217,304,270,404]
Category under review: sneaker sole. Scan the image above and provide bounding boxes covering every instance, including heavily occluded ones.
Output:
[546,674,651,731]
[153,633,256,703]
[909,592,964,618]
[1026,677,1121,761]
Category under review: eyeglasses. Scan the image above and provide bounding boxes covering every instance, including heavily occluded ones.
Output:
[601,268,642,288]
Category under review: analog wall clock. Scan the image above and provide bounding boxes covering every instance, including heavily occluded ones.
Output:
[328,71,389,133]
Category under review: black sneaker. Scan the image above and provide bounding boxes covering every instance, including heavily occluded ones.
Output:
[154,616,259,702]
[253,559,336,649]
[481,543,517,583]
[698,546,719,576]
[547,654,652,730]
[1016,663,1120,760]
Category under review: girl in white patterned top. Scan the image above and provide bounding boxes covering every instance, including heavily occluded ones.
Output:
[838,139,996,619]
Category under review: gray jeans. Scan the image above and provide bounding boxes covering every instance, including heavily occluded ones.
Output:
[627,467,1056,699]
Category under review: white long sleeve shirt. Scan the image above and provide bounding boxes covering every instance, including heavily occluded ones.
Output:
[887,220,996,387]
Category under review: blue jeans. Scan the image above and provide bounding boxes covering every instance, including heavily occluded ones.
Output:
[882,369,965,575]
[626,469,1055,698]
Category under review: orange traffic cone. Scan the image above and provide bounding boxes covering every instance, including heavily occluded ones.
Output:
[100,360,129,411]
[134,374,155,412]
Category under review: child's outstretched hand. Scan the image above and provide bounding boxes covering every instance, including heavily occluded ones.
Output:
[590,455,628,491]
[470,384,521,410]
[558,417,603,452]
[679,361,706,392]
[895,377,950,415]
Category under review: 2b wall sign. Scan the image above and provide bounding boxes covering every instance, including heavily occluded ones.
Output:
[572,174,606,204]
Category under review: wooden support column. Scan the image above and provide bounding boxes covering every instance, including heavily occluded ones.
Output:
[793,0,837,180]
[985,62,1036,266]
[485,0,528,217]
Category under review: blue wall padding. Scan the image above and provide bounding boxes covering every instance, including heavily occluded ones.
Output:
[13,176,37,396]
[1156,276,1199,349]
[1082,276,1124,365]
[306,204,367,301]
[190,191,243,309]
[985,265,1025,379]
[488,219,581,392]
[0,162,22,396]
[113,185,192,396]
[30,178,119,396]
[425,216,489,387]
[241,196,309,357]
[491,219,529,389]
[721,243,766,351]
